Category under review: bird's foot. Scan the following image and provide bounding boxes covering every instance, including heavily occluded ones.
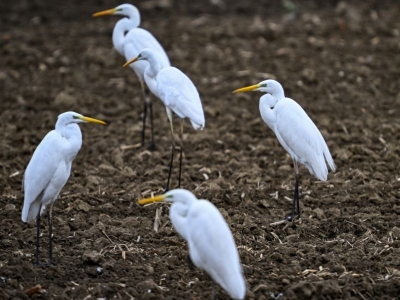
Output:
[35,261,55,268]
[285,214,295,222]
[270,214,301,226]
[285,214,300,222]
[141,142,156,151]
[147,142,156,151]
[164,187,170,193]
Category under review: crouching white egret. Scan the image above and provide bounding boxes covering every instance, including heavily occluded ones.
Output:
[21,111,106,266]
[93,4,170,148]
[138,189,246,299]
[124,49,205,191]
[233,79,335,221]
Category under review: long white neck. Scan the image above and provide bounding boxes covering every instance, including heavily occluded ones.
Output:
[112,18,139,56]
[169,203,189,241]
[55,123,83,161]
[259,94,278,131]
[144,55,162,98]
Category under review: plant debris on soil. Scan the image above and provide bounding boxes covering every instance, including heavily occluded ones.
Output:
[1,0,400,299]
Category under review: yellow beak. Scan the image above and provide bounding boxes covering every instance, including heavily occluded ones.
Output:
[123,56,140,68]
[93,8,117,17]
[79,116,107,125]
[138,194,167,205]
[232,84,260,93]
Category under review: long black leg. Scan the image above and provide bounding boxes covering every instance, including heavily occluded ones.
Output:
[178,120,184,188]
[140,81,148,147]
[290,174,299,221]
[35,204,42,267]
[286,160,300,222]
[165,119,175,192]
[288,182,297,222]
[148,93,155,150]
[296,174,301,218]
[48,204,54,265]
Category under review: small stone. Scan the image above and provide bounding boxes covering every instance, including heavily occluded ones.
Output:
[4,204,16,210]
[327,207,341,217]
[278,164,292,172]
[121,166,134,176]
[270,252,283,262]
[87,175,101,186]
[74,199,90,212]
[313,208,326,220]
[331,264,345,274]
[391,227,400,239]
[82,250,102,264]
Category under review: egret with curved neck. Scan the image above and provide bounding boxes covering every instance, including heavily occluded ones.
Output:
[22,111,106,266]
[139,189,246,299]
[93,4,170,148]
[233,79,336,221]
[124,49,205,191]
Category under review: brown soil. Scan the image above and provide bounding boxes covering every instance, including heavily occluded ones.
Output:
[1,0,400,299]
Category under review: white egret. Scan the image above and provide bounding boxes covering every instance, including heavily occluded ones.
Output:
[93,4,170,148]
[139,189,246,300]
[233,79,335,221]
[124,49,205,191]
[22,111,106,266]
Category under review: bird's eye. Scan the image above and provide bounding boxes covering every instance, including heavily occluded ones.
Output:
[73,116,79,119]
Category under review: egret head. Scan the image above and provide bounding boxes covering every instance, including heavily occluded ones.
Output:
[138,189,197,206]
[93,4,140,19]
[232,79,285,98]
[123,48,156,68]
[57,112,106,126]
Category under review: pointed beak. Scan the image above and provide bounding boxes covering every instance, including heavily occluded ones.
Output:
[232,83,260,93]
[123,56,140,68]
[79,116,106,125]
[93,8,117,17]
[138,194,167,205]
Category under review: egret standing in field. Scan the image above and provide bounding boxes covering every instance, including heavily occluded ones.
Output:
[22,111,106,266]
[139,189,246,299]
[124,49,205,191]
[233,79,335,221]
[93,4,170,148]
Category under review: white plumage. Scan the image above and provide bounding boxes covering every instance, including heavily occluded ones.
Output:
[123,28,170,82]
[124,48,205,190]
[138,189,246,300]
[21,111,105,265]
[93,4,170,79]
[156,67,205,129]
[125,48,205,129]
[266,97,335,180]
[233,79,335,220]
[22,129,77,223]
[93,4,170,146]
